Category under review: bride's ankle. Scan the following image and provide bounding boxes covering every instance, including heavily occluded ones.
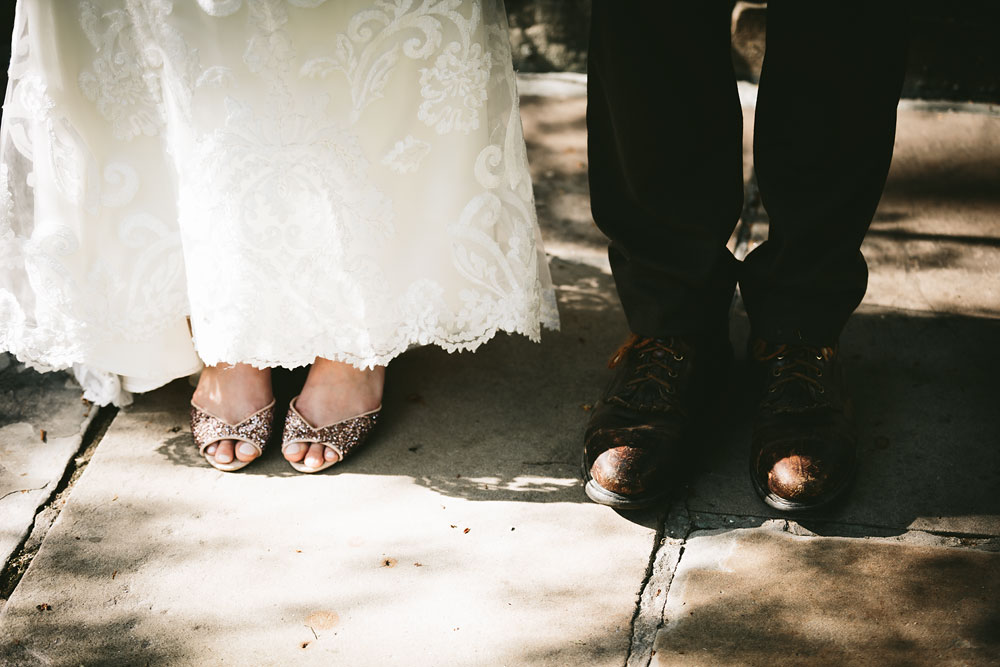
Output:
[192,363,273,419]
[306,359,383,391]
[297,359,384,423]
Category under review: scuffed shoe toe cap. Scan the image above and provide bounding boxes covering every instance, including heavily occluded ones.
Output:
[590,443,662,497]
[766,454,833,503]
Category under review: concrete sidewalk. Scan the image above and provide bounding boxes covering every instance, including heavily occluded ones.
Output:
[1,79,999,666]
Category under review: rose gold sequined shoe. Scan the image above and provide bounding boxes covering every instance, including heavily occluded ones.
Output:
[280,396,380,473]
[190,400,276,472]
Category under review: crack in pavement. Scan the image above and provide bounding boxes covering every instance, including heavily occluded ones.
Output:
[0,405,118,605]
[689,508,1000,549]
[0,485,51,502]
[624,504,693,667]
[623,512,667,666]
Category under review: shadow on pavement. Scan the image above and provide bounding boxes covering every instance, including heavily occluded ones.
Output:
[143,250,1000,539]
[653,527,1000,665]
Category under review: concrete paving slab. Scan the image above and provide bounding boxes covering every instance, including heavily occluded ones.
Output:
[0,356,95,571]
[688,109,1000,535]
[866,110,1000,318]
[0,259,656,665]
[651,526,1000,666]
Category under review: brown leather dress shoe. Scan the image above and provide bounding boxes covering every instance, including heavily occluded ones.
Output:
[749,339,857,512]
[583,334,732,509]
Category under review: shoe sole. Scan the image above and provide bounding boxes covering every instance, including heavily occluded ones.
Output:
[583,478,667,510]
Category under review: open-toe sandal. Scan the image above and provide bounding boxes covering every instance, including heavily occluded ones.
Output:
[281,395,380,473]
[190,399,276,472]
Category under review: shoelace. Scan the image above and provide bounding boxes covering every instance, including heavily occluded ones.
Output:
[609,335,685,396]
[755,342,834,395]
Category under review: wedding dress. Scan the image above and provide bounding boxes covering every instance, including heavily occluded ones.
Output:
[0,0,558,405]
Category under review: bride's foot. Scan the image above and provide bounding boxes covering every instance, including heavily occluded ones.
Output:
[283,358,385,469]
[192,363,274,466]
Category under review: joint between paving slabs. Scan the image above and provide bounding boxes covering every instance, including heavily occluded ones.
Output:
[624,502,694,667]
[623,497,999,667]
[688,509,1000,552]
[0,403,119,605]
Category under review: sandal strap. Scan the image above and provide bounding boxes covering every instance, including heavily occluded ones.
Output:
[190,400,275,455]
[281,398,379,460]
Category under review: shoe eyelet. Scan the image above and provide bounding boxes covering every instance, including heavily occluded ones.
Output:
[815,354,823,361]
[776,354,785,361]
[768,387,776,393]
[816,370,823,377]
[772,368,781,376]
[817,387,825,394]
[673,353,684,361]
[667,370,678,378]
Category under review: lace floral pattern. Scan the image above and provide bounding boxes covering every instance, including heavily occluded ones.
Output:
[419,41,491,134]
[0,0,557,405]
[382,135,431,174]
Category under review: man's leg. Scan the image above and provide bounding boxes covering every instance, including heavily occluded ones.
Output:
[588,1,742,338]
[743,0,908,510]
[584,0,743,508]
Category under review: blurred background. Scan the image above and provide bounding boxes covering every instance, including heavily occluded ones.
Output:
[4,2,1000,103]
[503,0,1000,103]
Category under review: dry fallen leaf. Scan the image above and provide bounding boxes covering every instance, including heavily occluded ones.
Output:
[382,557,397,568]
[39,429,47,443]
[463,528,470,534]
[413,562,423,567]
[112,570,118,580]
[36,603,51,612]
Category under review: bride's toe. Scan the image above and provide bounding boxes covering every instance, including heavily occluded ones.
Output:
[304,443,326,469]
[324,447,339,463]
[214,440,235,464]
[283,442,306,462]
[234,441,259,463]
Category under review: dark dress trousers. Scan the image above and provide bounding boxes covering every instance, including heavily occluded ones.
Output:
[587,0,908,345]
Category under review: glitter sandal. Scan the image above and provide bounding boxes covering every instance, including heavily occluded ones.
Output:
[280,396,380,473]
[190,400,276,472]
